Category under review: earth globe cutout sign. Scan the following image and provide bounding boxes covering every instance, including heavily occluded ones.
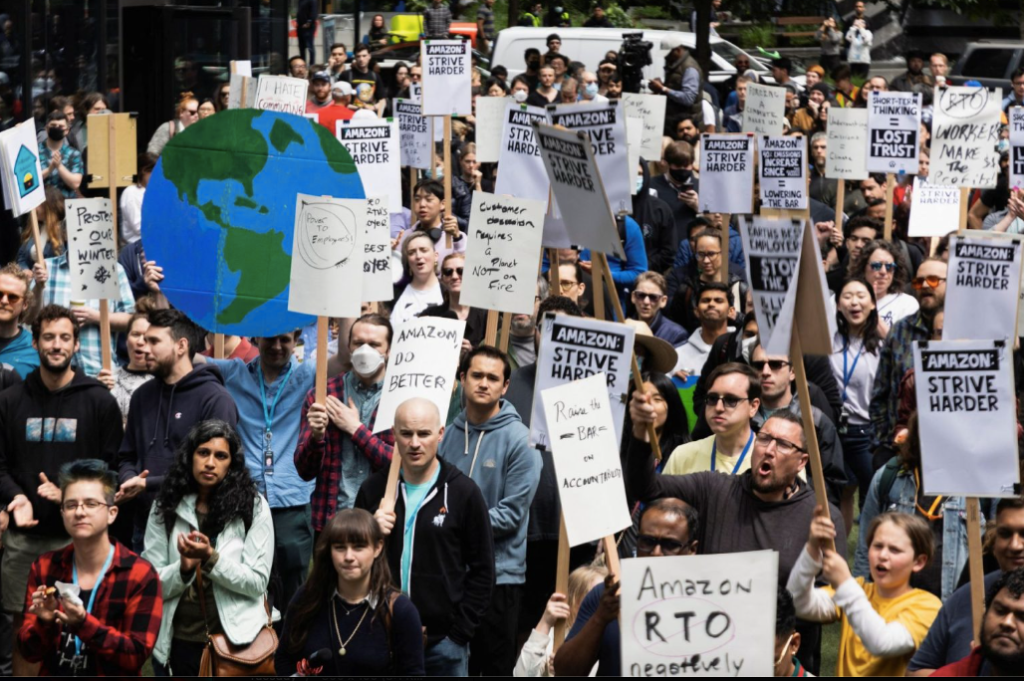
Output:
[141,109,365,336]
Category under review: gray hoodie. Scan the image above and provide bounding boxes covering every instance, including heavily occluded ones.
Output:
[440,399,541,585]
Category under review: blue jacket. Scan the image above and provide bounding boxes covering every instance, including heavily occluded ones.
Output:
[0,328,39,379]
[582,215,648,312]
[439,399,541,585]
[674,226,745,270]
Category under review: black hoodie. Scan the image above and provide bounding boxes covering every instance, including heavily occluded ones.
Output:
[0,369,123,537]
[634,159,678,274]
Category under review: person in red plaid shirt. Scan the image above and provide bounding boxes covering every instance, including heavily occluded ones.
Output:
[295,313,395,536]
[18,459,162,676]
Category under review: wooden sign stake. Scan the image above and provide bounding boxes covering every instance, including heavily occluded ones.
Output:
[443,116,453,248]
[552,514,571,650]
[380,452,402,513]
[315,316,329,405]
[883,173,895,241]
[958,187,971,235]
[98,114,121,373]
[720,214,732,285]
[966,497,985,642]
[27,211,44,267]
[497,312,512,353]
[834,181,846,235]
[484,309,499,346]
[592,255,606,322]
[213,333,226,359]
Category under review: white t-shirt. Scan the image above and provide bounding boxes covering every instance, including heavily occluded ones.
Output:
[119,184,146,243]
[672,327,734,376]
[830,332,881,424]
[391,280,443,328]
[876,292,919,329]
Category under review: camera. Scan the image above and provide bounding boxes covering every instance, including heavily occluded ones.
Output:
[617,32,653,94]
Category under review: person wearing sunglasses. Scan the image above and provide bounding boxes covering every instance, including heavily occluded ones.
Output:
[420,253,487,350]
[146,91,199,157]
[555,498,698,677]
[0,263,40,379]
[848,240,918,332]
[629,272,687,346]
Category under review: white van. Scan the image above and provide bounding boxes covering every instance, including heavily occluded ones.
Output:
[490,26,777,87]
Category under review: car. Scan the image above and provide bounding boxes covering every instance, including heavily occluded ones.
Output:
[948,41,1024,90]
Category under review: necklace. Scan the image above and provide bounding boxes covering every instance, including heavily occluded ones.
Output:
[329,597,370,657]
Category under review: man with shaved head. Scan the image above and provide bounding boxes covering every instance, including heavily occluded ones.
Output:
[356,397,495,676]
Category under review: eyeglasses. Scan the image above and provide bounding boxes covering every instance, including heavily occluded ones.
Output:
[751,359,791,372]
[704,393,749,410]
[912,275,946,290]
[754,431,806,455]
[0,290,23,305]
[633,292,664,303]
[410,73,422,80]
[61,500,110,513]
[636,534,689,555]
[868,261,896,273]
[442,267,463,277]
[696,251,721,261]
[185,109,198,116]
[220,91,230,99]
[558,280,579,291]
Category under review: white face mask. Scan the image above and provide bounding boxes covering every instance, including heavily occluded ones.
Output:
[636,175,644,193]
[513,89,528,103]
[351,344,385,377]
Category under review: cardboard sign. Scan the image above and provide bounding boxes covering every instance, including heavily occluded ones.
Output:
[627,117,644,195]
[540,372,632,546]
[494,103,550,203]
[474,96,507,163]
[66,199,120,300]
[394,99,432,170]
[944,235,1022,342]
[826,108,868,180]
[908,177,961,237]
[548,101,632,215]
[914,340,1020,497]
[420,40,472,117]
[362,196,393,303]
[460,192,546,315]
[866,91,921,174]
[0,123,45,216]
[699,134,754,214]
[620,551,779,677]
[931,85,1002,188]
[253,75,309,115]
[533,122,624,259]
[529,313,635,449]
[86,113,138,190]
[742,83,785,136]
[759,136,807,210]
[335,118,401,213]
[287,194,364,318]
[1011,107,1024,190]
[373,316,467,433]
[621,92,668,161]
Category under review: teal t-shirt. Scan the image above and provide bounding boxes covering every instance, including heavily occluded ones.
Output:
[400,466,440,593]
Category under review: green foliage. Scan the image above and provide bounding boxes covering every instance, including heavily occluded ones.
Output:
[786,23,821,47]
[406,0,430,12]
[633,6,671,20]
[738,23,776,50]
[603,1,636,27]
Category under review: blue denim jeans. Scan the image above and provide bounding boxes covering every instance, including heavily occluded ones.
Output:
[424,637,469,677]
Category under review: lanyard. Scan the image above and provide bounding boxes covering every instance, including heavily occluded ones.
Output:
[841,340,865,401]
[258,360,295,439]
[710,431,754,475]
[71,545,115,655]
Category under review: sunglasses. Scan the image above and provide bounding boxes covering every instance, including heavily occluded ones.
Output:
[633,292,664,303]
[0,290,23,305]
[868,261,896,272]
[636,534,689,556]
[185,109,198,115]
[442,267,463,277]
[751,359,791,372]
[704,393,749,410]
[912,275,946,290]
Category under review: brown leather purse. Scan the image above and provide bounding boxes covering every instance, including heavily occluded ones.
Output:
[194,567,277,677]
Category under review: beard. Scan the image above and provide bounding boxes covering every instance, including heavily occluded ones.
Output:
[148,355,175,381]
[750,461,792,497]
[39,350,72,374]
[980,620,1024,673]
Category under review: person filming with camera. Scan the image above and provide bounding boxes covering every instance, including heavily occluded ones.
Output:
[649,40,704,132]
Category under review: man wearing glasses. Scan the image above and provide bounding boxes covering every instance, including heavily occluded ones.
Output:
[629,272,687,346]
[0,264,40,379]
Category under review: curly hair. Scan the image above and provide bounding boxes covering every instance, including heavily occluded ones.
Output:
[153,420,258,538]
[846,239,911,295]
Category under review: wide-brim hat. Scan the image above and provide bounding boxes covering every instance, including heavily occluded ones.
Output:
[623,319,678,374]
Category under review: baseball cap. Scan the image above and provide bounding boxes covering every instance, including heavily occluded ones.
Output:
[332,80,354,96]
[311,70,331,83]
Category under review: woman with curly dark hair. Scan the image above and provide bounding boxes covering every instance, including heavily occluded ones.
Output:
[142,419,274,676]
[276,509,424,675]
[846,239,918,331]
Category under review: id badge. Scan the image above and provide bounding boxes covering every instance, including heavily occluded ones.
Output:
[263,449,274,476]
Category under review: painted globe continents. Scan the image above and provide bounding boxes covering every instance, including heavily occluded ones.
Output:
[141,109,365,336]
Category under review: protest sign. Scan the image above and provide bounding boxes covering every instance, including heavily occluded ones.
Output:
[460,192,546,315]
[699,134,754,214]
[944,235,1022,341]
[759,136,807,210]
[627,117,643,194]
[530,313,635,449]
[931,85,1002,188]
[620,551,779,677]
[227,74,254,109]
[866,91,921,174]
[287,194,364,318]
[740,217,804,356]
[908,177,961,237]
[373,316,467,433]
[420,40,472,117]
[826,108,868,179]
[253,75,308,115]
[533,122,624,259]
[548,101,632,215]
[914,340,1020,497]
[1011,107,1024,189]
[66,198,120,300]
[474,96,507,163]
[543,211,572,249]
[394,99,431,170]
[494,103,550,203]
[0,123,45,216]
[362,196,393,302]
[335,117,401,213]
[541,372,632,546]
[742,83,785,136]
[621,92,667,161]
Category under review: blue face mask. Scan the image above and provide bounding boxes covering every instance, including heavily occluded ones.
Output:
[584,82,599,98]
[636,176,644,193]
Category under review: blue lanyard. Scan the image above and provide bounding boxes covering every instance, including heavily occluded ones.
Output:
[71,545,115,655]
[710,431,754,474]
[258,360,295,438]
[841,340,865,402]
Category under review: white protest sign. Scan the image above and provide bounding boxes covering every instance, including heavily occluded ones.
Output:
[699,134,754,214]
[944,235,1022,342]
[494,103,550,203]
[620,551,779,677]
[742,83,785,136]
[914,340,1020,497]
[230,60,252,77]
[543,211,572,249]
[373,316,467,433]
[0,123,45,216]
[530,313,635,449]
[548,101,632,215]
[908,177,961,237]
[394,99,432,170]
[533,122,624,259]
[866,91,921,174]
[826,107,868,179]
[474,96,507,163]
[362,196,393,302]
[541,372,632,546]
[627,116,643,195]
[287,194,364,317]
[621,92,667,161]
[1011,107,1024,189]
[253,75,309,115]
[66,199,120,300]
[931,85,1002,188]
[228,74,255,109]
[420,40,472,116]
[759,136,807,210]
[335,117,401,213]
[740,216,804,356]
[460,192,546,314]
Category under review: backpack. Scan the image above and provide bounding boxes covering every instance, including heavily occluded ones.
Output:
[876,456,903,509]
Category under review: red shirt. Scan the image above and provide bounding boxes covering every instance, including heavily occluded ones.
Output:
[313,103,354,135]
[930,648,985,676]
[200,336,260,362]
